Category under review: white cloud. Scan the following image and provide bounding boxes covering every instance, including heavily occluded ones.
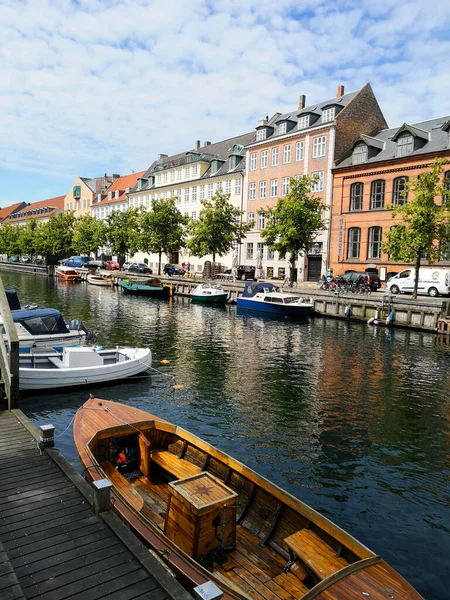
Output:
[0,0,449,198]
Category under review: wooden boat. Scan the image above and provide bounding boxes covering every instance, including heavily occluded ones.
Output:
[237,282,313,317]
[56,266,82,282]
[19,346,151,390]
[86,273,112,287]
[119,277,171,298]
[190,283,229,304]
[74,398,423,600]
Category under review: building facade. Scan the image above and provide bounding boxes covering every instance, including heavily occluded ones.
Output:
[329,117,450,279]
[3,195,65,226]
[243,84,387,281]
[128,133,255,272]
[64,174,120,218]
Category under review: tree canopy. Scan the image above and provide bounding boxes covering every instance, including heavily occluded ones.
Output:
[104,207,144,261]
[261,176,327,283]
[72,215,106,257]
[382,159,450,298]
[186,191,250,263]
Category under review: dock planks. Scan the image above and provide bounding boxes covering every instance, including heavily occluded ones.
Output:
[0,410,193,600]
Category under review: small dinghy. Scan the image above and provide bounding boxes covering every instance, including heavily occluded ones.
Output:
[86,273,112,286]
[190,283,228,304]
[19,346,151,390]
[56,266,82,282]
[119,277,171,298]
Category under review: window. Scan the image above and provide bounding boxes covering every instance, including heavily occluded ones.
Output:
[185,167,191,178]
[184,188,190,203]
[216,181,222,191]
[192,166,198,177]
[272,147,279,166]
[256,129,266,141]
[260,150,268,169]
[177,168,182,179]
[311,171,324,192]
[368,227,382,259]
[283,144,291,164]
[176,189,181,201]
[281,177,290,196]
[249,183,256,200]
[235,178,242,195]
[278,122,287,135]
[298,115,310,129]
[350,182,363,211]
[156,175,161,184]
[396,133,414,157]
[296,141,304,161]
[225,180,232,195]
[169,190,174,197]
[347,228,361,258]
[248,212,255,224]
[393,177,408,205]
[270,179,278,198]
[352,143,368,165]
[440,233,450,260]
[444,171,450,201]
[267,248,275,260]
[246,243,254,260]
[207,183,213,198]
[163,172,168,183]
[170,171,175,181]
[250,152,257,170]
[259,181,267,199]
[199,185,205,200]
[191,211,196,219]
[322,107,335,122]
[73,185,81,199]
[312,136,326,158]
[258,214,265,230]
[370,180,385,209]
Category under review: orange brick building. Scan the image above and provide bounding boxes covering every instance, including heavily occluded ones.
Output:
[243,83,387,281]
[329,117,450,280]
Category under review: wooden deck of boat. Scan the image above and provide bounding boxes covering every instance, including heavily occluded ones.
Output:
[0,410,193,600]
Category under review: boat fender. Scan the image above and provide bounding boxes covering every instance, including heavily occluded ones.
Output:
[344,305,351,318]
[160,359,170,365]
[367,317,375,325]
[386,311,395,325]
[173,384,184,390]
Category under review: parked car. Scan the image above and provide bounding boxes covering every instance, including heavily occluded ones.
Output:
[163,264,185,276]
[105,260,120,270]
[61,256,90,268]
[387,267,450,297]
[128,262,152,274]
[341,271,381,291]
[236,265,256,281]
[9,256,18,263]
[20,254,31,263]
[83,260,106,270]
[121,262,131,271]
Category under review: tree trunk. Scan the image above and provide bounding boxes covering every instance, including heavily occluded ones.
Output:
[158,250,162,276]
[413,253,421,300]
[289,253,296,285]
[213,252,216,264]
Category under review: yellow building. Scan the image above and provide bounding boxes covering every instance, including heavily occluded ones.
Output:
[64,174,120,217]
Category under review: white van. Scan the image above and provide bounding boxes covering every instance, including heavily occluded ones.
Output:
[387,268,450,297]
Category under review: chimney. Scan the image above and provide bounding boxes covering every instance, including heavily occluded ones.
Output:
[158,153,168,160]
[298,94,306,110]
[337,85,345,98]
[195,140,201,150]
[203,141,211,147]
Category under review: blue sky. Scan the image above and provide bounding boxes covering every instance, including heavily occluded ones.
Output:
[1,0,450,205]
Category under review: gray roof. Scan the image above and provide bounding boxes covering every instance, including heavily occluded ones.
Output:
[132,131,256,193]
[336,116,450,168]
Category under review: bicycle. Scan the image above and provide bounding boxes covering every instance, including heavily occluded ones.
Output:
[282,276,298,289]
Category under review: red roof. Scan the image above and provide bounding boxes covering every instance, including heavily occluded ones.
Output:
[96,171,146,206]
[0,202,27,222]
[4,196,65,223]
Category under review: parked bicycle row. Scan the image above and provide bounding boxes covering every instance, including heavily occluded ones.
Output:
[318,271,381,294]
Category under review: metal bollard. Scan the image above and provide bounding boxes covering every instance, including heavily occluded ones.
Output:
[93,479,113,515]
[39,424,55,451]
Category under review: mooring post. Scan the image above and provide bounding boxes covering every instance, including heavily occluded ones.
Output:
[92,479,113,515]
[38,424,55,451]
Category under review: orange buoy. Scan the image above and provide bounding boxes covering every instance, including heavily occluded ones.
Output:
[173,384,184,390]
[160,359,170,365]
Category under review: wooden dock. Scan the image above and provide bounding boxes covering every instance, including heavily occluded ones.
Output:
[0,409,193,600]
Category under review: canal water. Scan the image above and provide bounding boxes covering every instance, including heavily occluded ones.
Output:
[2,271,450,599]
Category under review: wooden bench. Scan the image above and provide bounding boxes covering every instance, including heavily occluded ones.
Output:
[100,461,144,512]
[151,450,202,480]
[284,528,348,580]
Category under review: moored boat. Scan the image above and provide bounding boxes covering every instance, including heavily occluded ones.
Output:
[237,282,313,316]
[119,277,171,298]
[74,398,423,600]
[190,283,228,304]
[19,346,151,390]
[86,273,112,286]
[56,266,82,282]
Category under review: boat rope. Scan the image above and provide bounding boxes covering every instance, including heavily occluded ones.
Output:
[36,414,76,453]
[82,404,145,435]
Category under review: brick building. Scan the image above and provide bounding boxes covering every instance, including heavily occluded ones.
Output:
[329,117,450,280]
[243,83,387,281]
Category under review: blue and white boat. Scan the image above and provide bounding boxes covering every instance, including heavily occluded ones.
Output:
[236,282,313,317]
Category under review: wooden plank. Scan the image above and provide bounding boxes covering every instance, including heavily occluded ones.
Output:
[100,461,144,512]
[151,449,202,479]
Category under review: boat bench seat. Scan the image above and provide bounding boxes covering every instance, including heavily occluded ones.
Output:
[48,356,65,368]
[284,528,348,580]
[151,450,202,480]
[100,461,144,512]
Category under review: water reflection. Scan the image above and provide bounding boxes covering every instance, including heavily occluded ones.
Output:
[1,271,450,599]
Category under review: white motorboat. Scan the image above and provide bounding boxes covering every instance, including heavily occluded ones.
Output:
[237,282,313,316]
[86,273,112,286]
[18,346,152,390]
[190,283,228,304]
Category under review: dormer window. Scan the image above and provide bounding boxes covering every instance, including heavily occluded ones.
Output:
[277,122,287,135]
[125,187,130,194]
[352,143,368,165]
[97,193,101,202]
[115,190,119,199]
[396,133,414,157]
[256,129,267,141]
[322,107,335,123]
[298,115,310,129]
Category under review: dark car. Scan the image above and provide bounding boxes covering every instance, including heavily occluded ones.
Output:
[236,265,256,281]
[83,260,106,270]
[341,271,381,291]
[163,264,185,276]
[128,262,152,274]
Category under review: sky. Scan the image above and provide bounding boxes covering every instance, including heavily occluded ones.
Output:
[1,0,450,206]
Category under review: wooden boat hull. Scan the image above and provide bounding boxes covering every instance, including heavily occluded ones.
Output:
[74,398,423,600]
[56,267,81,282]
[19,347,151,390]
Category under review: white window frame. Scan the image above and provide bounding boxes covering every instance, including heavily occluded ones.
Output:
[258,214,265,230]
[298,115,310,129]
[272,147,279,166]
[270,179,278,198]
[259,181,267,199]
[368,227,382,259]
[281,177,290,196]
[256,129,266,141]
[225,180,232,195]
[250,152,257,171]
[248,212,255,224]
[207,183,213,198]
[199,185,205,200]
[246,242,254,260]
[312,136,326,158]
[249,183,256,200]
[260,150,268,169]
[283,144,291,164]
[296,141,304,161]
[192,186,197,201]
[311,171,324,192]
[278,122,287,135]
[235,178,242,195]
[322,107,335,122]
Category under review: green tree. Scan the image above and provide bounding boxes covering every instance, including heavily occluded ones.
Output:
[186,190,250,263]
[72,215,106,257]
[0,223,21,258]
[17,219,41,259]
[104,208,144,263]
[382,159,450,299]
[37,211,76,257]
[261,176,327,283]
[140,198,188,275]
